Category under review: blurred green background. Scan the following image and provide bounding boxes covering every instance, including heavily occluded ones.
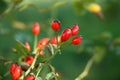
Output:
[0,0,120,80]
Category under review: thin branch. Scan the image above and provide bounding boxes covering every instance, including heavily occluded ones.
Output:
[75,57,94,80]
[0,56,13,64]
[19,51,40,80]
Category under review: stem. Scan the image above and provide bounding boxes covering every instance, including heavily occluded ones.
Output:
[19,51,40,80]
[25,52,39,76]
[75,57,94,80]
[35,64,42,79]
[33,35,38,52]
[0,56,13,64]
[56,31,59,45]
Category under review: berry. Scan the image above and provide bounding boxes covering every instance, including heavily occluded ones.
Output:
[25,56,34,65]
[25,75,35,80]
[37,38,50,49]
[24,42,30,52]
[51,36,61,45]
[10,64,22,80]
[32,22,40,35]
[51,20,60,31]
[71,24,79,35]
[61,28,72,42]
[72,36,82,45]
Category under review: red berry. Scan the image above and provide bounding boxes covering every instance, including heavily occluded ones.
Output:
[10,64,22,80]
[71,24,79,35]
[51,36,61,45]
[25,75,35,80]
[51,20,60,31]
[72,36,82,45]
[32,22,40,35]
[37,38,50,49]
[25,56,34,65]
[24,42,30,52]
[61,28,72,42]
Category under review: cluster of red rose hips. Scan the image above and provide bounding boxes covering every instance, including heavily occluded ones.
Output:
[9,20,82,80]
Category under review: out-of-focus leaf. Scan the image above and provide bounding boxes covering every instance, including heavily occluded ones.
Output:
[105,0,120,20]
[36,77,43,80]
[15,40,28,55]
[73,0,85,15]
[0,0,7,15]
[93,46,106,63]
[40,1,67,13]
[12,21,27,30]
[113,37,120,45]
[13,0,23,5]
[100,32,112,39]
[0,76,2,79]
[45,72,56,80]
[15,0,35,11]
[15,0,45,11]
[73,0,95,15]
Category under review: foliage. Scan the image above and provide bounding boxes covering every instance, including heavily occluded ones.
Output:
[0,0,120,80]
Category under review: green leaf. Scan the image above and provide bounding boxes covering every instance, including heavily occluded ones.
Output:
[45,72,56,80]
[15,40,28,55]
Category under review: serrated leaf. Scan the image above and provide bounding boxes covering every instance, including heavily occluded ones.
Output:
[15,40,28,55]
[45,72,56,80]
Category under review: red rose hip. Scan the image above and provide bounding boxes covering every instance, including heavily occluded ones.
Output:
[72,36,82,45]
[51,20,60,31]
[51,36,61,45]
[10,64,22,80]
[61,28,72,42]
[32,22,40,35]
[25,56,34,65]
[37,38,50,49]
[25,75,35,80]
[71,24,79,35]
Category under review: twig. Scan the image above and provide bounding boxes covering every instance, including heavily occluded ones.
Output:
[35,64,42,80]
[75,57,94,80]
[19,51,40,80]
[33,35,37,52]
[0,56,13,64]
